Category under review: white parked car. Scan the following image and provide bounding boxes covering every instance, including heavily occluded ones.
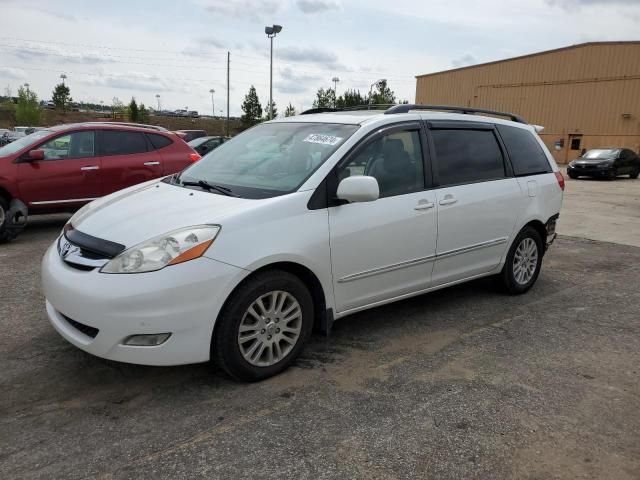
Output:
[42,105,564,381]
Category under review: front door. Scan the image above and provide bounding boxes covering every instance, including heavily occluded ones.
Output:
[428,125,521,285]
[329,124,438,313]
[97,129,163,195]
[16,130,101,208]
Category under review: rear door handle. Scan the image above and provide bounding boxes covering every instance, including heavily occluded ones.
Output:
[439,196,457,206]
[414,201,435,211]
[80,166,99,171]
[144,161,160,166]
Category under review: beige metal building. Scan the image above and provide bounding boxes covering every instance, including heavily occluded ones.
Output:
[415,42,640,164]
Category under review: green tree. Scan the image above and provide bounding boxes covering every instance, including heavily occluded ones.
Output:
[51,83,72,112]
[336,89,366,108]
[369,79,396,105]
[0,85,15,120]
[284,103,296,117]
[15,86,40,125]
[139,103,148,123]
[264,100,277,120]
[241,86,263,127]
[312,88,335,109]
[128,97,139,122]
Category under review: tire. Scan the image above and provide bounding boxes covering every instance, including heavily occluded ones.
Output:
[213,270,314,381]
[630,168,639,179]
[0,197,20,244]
[568,172,578,179]
[499,226,544,295]
[607,169,617,180]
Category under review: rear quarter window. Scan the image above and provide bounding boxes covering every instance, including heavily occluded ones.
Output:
[147,133,173,149]
[497,125,551,176]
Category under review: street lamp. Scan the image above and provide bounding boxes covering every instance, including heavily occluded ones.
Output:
[100,100,104,113]
[23,83,29,92]
[368,78,387,110]
[332,77,340,108]
[265,24,282,120]
[155,94,161,111]
[209,88,215,118]
[60,74,67,85]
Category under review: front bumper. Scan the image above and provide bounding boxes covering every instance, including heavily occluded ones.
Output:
[567,164,613,177]
[41,241,248,366]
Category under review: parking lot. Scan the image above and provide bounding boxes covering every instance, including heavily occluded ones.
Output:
[1,176,639,479]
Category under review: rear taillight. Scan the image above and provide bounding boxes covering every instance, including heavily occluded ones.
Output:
[189,153,201,162]
[554,171,565,191]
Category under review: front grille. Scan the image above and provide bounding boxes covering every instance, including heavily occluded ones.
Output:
[61,314,99,338]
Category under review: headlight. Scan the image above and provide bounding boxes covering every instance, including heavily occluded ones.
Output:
[101,225,220,274]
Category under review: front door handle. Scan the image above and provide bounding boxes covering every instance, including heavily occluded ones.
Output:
[439,195,457,206]
[414,201,435,211]
[144,161,160,166]
[80,166,99,171]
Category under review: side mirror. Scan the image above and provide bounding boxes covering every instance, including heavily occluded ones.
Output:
[27,149,45,161]
[336,176,379,203]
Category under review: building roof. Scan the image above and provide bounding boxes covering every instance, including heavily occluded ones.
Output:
[415,41,640,79]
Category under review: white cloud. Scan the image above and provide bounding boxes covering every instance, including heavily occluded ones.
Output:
[0,66,27,81]
[193,0,283,18]
[452,53,477,68]
[296,0,341,14]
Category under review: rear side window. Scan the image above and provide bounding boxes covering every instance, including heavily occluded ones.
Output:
[497,125,551,176]
[100,131,149,156]
[431,129,505,186]
[148,133,173,150]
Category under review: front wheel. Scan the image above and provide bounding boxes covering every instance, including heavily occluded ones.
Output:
[630,168,639,179]
[499,227,543,295]
[213,270,314,381]
[0,197,23,243]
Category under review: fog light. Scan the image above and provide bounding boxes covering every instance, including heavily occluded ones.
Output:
[123,333,171,346]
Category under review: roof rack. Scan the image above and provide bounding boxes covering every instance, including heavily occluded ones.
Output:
[86,121,168,131]
[384,104,527,124]
[300,104,397,115]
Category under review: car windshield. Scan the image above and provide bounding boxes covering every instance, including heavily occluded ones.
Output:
[583,149,618,159]
[188,137,213,148]
[0,129,51,156]
[175,122,359,199]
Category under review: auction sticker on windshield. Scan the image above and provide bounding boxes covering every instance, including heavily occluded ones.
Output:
[303,134,343,146]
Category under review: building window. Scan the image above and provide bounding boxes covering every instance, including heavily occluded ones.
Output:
[570,137,581,151]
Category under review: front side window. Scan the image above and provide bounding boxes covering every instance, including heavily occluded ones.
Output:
[339,130,425,198]
[431,129,505,186]
[39,131,95,160]
[497,124,551,176]
[100,131,148,156]
[176,122,358,199]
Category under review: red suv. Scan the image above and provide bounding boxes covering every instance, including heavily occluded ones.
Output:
[0,122,200,242]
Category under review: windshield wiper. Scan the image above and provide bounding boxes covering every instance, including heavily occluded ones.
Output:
[181,180,238,197]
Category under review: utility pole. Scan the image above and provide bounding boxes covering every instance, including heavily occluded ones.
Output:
[209,88,215,118]
[332,76,340,108]
[155,94,160,111]
[226,51,230,137]
[265,25,282,120]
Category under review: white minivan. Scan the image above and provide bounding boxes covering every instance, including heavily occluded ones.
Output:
[42,105,564,381]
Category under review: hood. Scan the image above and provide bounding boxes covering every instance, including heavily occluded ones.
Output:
[573,157,614,165]
[71,179,256,247]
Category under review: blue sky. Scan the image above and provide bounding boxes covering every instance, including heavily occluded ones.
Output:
[0,0,639,116]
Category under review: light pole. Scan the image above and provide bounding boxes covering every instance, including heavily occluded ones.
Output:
[100,100,104,113]
[23,83,29,92]
[368,78,386,110]
[60,74,67,85]
[332,77,340,108]
[265,24,282,120]
[155,94,161,111]
[209,88,215,118]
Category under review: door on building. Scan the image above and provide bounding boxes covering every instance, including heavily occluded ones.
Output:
[566,134,583,162]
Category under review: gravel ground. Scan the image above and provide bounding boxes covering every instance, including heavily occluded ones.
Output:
[1,211,639,479]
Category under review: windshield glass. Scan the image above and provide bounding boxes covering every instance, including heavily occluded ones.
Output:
[176,122,358,198]
[583,149,618,159]
[0,130,51,156]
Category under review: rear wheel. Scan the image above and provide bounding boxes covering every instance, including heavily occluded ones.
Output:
[499,226,543,295]
[213,270,313,381]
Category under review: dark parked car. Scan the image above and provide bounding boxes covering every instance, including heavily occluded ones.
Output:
[0,122,201,242]
[567,148,639,179]
[175,129,207,142]
[187,136,228,156]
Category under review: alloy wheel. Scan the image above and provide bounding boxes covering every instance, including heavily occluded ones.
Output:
[513,237,538,285]
[237,290,302,367]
